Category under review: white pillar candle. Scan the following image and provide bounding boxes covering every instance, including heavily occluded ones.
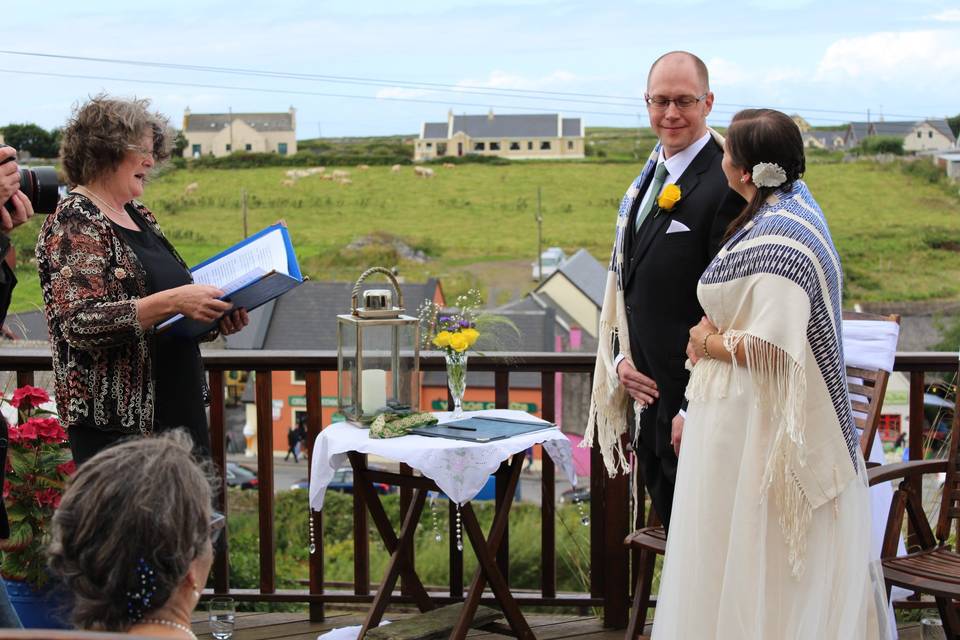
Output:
[361,369,387,415]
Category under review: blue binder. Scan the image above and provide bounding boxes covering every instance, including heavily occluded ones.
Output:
[157,224,304,338]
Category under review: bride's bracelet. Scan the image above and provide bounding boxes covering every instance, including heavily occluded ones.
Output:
[702,332,718,360]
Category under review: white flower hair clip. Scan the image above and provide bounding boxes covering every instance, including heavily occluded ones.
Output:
[751,162,787,188]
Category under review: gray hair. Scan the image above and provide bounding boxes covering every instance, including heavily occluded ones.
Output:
[48,431,215,631]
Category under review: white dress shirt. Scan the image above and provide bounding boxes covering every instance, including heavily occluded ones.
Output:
[614,131,713,419]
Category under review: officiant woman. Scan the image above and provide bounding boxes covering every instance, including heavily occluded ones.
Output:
[36,94,249,465]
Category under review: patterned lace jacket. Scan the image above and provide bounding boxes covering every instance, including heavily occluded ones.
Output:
[36,193,192,435]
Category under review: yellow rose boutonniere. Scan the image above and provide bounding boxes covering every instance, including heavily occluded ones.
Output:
[449,333,469,352]
[657,183,682,212]
[433,331,452,348]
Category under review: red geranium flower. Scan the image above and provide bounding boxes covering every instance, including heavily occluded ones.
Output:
[31,418,65,443]
[10,386,50,410]
[6,426,20,445]
[55,460,76,476]
[18,421,38,442]
[34,488,60,507]
[2,480,10,499]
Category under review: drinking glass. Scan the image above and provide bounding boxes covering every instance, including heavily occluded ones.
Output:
[921,617,946,640]
[208,597,236,640]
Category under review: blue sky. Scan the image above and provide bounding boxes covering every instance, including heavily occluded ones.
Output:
[5,0,959,137]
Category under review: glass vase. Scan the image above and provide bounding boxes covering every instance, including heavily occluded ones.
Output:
[445,351,468,418]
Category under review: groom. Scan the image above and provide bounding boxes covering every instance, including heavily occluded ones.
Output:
[592,51,741,529]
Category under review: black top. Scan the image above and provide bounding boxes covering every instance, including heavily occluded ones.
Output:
[0,234,15,538]
[112,207,210,455]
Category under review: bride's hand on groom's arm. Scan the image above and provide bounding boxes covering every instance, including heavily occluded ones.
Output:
[616,359,659,406]
[671,413,684,456]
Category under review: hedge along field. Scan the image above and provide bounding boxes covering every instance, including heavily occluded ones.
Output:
[8,158,960,313]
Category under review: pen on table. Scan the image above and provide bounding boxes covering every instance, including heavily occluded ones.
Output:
[444,425,477,431]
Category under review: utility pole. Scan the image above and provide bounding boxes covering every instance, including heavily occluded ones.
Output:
[241,188,249,238]
[228,106,234,153]
[536,186,543,282]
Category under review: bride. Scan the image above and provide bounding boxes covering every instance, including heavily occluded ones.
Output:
[651,108,890,639]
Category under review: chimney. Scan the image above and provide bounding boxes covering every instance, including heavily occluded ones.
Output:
[488,108,494,121]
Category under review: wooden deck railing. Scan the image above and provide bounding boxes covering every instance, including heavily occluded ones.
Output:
[1,347,956,629]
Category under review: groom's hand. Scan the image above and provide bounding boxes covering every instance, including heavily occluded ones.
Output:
[616,359,659,406]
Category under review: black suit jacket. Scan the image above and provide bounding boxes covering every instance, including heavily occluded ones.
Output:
[620,137,741,463]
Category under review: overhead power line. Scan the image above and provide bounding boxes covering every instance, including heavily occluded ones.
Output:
[0,49,951,123]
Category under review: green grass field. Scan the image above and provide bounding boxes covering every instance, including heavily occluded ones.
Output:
[8,157,960,314]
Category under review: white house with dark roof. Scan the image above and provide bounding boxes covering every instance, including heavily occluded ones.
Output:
[182,107,297,158]
[530,248,606,338]
[802,130,846,151]
[415,109,584,161]
[844,119,957,153]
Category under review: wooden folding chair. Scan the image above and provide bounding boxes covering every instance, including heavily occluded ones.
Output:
[623,311,900,639]
[869,363,960,638]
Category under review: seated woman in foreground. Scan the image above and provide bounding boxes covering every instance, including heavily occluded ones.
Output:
[48,431,220,638]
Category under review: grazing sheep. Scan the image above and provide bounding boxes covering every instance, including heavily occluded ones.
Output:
[357,164,370,171]
[331,169,350,180]
[306,166,326,175]
[337,178,353,185]
[184,182,199,195]
[390,164,402,173]
[413,166,435,178]
[281,179,296,187]
[320,174,334,181]
[442,163,456,169]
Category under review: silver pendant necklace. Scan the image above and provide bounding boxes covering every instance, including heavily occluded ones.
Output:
[78,186,128,217]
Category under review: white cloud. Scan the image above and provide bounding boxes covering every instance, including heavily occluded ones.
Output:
[814,30,960,84]
[930,8,960,21]
[455,70,578,92]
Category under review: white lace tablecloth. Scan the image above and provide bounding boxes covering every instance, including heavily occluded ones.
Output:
[308,409,577,510]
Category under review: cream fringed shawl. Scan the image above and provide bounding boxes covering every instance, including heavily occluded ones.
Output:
[586,129,726,476]
[688,180,860,577]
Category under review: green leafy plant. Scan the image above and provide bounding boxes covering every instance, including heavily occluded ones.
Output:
[0,386,74,588]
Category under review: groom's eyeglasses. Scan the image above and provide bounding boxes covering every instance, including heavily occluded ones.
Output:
[645,93,708,111]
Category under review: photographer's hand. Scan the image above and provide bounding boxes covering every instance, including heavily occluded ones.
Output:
[0,191,34,232]
[0,147,19,204]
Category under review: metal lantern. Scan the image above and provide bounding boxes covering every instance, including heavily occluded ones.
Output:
[337,267,421,422]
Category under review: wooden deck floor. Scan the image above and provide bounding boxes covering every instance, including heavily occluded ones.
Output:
[189,610,629,640]
[189,610,932,639]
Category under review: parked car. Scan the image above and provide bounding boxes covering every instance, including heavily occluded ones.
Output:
[290,468,392,494]
[225,462,258,490]
[531,247,566,280]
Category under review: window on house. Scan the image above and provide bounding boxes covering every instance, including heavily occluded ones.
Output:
[426,142,433,148]
[245,143,252,151]
[509,141,520,150]
[490,142,501,151]
[917,131,922,138]
[225,144,232,152]
[191,144,201,157]
[437,143,447,155]
[567,140,574,150]
[292,371,306,383]
[527,141,533,150]
[474,142,486,151]
[929,131,934,138]
[540,141,552,150]
[278,143,288,155]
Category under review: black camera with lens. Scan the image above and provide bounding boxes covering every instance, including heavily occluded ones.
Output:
[0,144,60,214]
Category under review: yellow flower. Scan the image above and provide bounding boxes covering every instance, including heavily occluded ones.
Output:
[461,327,480,346]
[657,183,682,211]
[449,332,469,352]
[433,331,452,348]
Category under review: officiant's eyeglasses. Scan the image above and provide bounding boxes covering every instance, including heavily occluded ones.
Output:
[644,93,708,111]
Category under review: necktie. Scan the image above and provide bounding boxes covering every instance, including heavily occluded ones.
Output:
[635,162,668,232]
